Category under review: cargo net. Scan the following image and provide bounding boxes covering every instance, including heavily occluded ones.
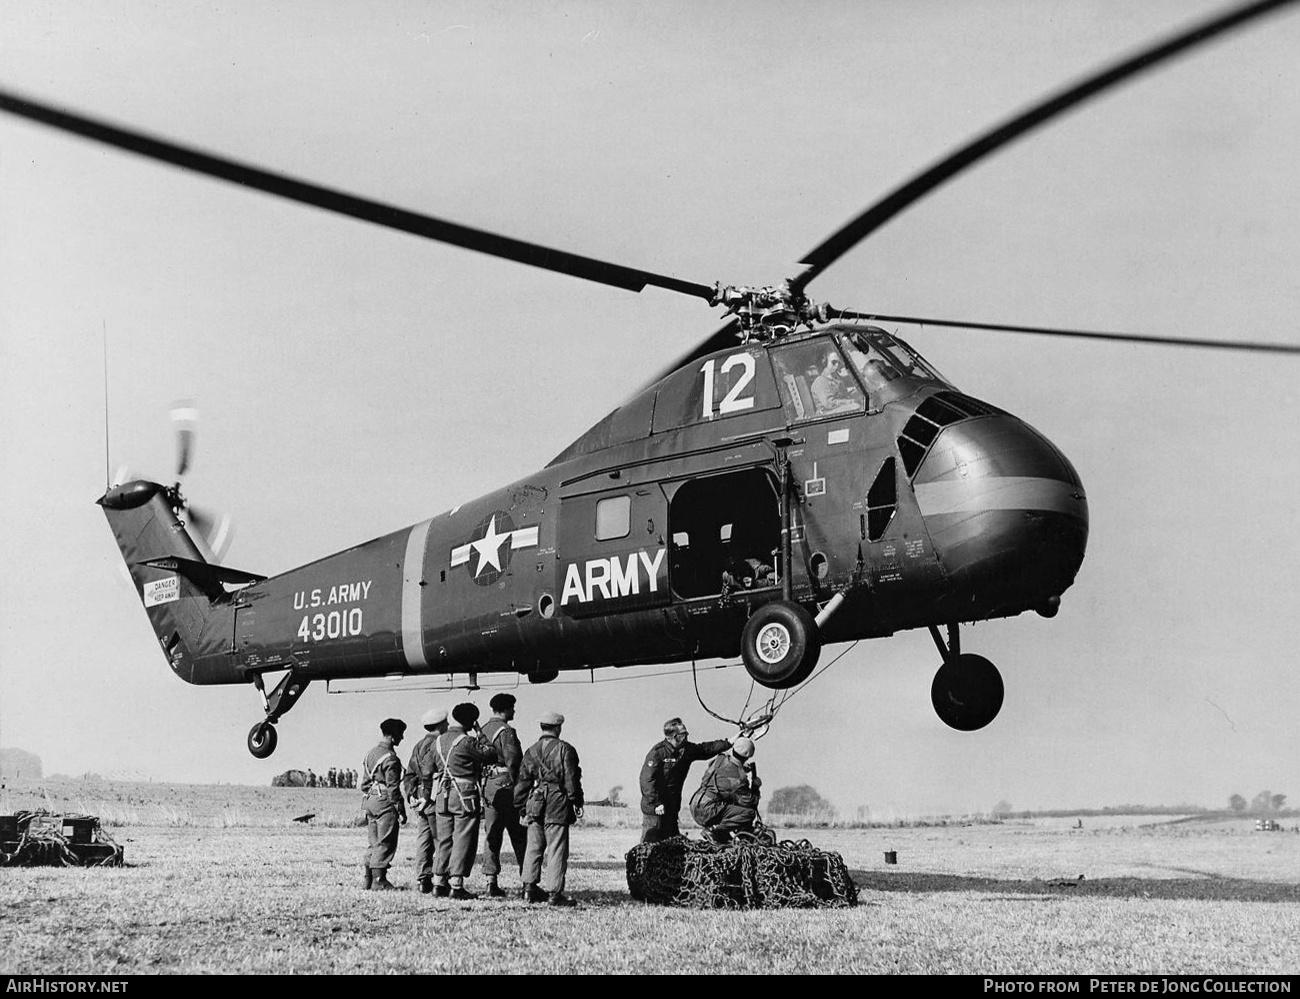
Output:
[626,833,858,909]
[0,811,124,868]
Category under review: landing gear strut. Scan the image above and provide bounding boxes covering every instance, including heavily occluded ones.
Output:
[246,671,310,759]
[928,623,1004,731]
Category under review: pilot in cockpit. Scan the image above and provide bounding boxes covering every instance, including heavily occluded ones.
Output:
[811,350,861,415]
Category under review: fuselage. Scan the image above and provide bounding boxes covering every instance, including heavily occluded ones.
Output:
[105,324,1088,687]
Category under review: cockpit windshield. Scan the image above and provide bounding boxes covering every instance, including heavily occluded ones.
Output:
[840,328,953,392]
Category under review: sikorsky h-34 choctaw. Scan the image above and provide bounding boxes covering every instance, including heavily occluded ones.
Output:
[4,1,1298,759]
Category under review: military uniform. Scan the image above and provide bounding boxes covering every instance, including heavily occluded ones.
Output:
[514,730,583,898]
[361,742,406,873]
[690,752,762,839]
[639,736,731,842]
[479,717,526,880]
[432,726,498,885]
[401,730,442,888]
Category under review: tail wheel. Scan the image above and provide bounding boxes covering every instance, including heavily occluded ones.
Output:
[740,600,821,689]
[247,721,278,759]
[930,653,1004,731]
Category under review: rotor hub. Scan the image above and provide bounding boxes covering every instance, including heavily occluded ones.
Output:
[711,280,830,339]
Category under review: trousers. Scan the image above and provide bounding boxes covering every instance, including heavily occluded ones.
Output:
[364,798,400,870]
[521,821,571,894]
[434,808,481,879]
[640,811,680,843]
[411,807,435,881]
[482,783,527,877]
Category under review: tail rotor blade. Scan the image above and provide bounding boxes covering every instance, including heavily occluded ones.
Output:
[187,504,234,563]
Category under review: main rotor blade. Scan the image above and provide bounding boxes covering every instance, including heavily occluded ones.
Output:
[170,400,198,478]
[792,0,1298,292]
[833,310,1300,355]
[0,89,715,302]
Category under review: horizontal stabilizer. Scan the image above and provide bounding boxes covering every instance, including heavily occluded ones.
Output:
[139,556,266,591]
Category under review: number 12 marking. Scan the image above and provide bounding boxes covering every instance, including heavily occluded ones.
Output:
[700,353,756,419]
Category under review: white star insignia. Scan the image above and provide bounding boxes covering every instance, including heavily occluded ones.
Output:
[470,515,509,577]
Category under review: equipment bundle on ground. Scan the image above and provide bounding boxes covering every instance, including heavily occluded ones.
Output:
[0,810,124,867]
[626,835,858,908]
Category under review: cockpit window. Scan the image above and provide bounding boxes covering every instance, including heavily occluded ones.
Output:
[771,340,865,422]
[841,329,952,390]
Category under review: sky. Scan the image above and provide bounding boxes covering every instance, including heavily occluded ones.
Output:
[1,0,1298,816]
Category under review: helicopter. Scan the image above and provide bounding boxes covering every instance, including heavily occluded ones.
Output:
[3,0,1297,761]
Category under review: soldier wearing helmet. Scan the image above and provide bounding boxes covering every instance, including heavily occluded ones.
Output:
[690,736,762,843]
[479,692,526,898]
[431,702,498,900]
[639,717,732,843]
[401,706,449,894]
[360,717,408,890]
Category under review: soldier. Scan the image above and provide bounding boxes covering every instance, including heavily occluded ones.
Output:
[401,706,449,894]
[360,718,408,890]
[328,766,337,789]
[432,702,498,900]
[639,717,732,843]
[479,692,526,899]
[514,711,584,908]
[690,737,762,842]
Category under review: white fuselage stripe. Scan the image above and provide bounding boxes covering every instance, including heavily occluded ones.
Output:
[402,519,433,669]
[914,476,1085,517]
[512,525,539,549]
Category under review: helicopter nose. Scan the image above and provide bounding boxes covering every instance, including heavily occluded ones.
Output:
[912,412,1088,618]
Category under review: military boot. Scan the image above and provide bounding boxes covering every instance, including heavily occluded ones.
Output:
[487,881,507,899]
[417,877,433,895]
[523,883,549,904]
[450,886,479,901]
[371,868,396,890]
[547,891,577,908]
[434,882,451,898]
[361,865,373,890]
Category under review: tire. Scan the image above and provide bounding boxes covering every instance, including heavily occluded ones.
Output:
[247,721,278,759]
[930,654,1004,731]
[740,600,821,689]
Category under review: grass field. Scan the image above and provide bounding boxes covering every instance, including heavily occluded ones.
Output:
[2,778,1299,974]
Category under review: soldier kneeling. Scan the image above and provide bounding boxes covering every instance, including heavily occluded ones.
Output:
[689,737,761,843]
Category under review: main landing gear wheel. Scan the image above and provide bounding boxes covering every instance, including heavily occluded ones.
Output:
[930,654,1004,731]
[247,721,278,759]
[740,600,821,689]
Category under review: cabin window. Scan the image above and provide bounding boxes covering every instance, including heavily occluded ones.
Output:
[866,457,897,540]
[595,495,631,541]
[771,340,866,422]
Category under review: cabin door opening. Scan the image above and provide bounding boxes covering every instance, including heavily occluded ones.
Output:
[668,467,781,600]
